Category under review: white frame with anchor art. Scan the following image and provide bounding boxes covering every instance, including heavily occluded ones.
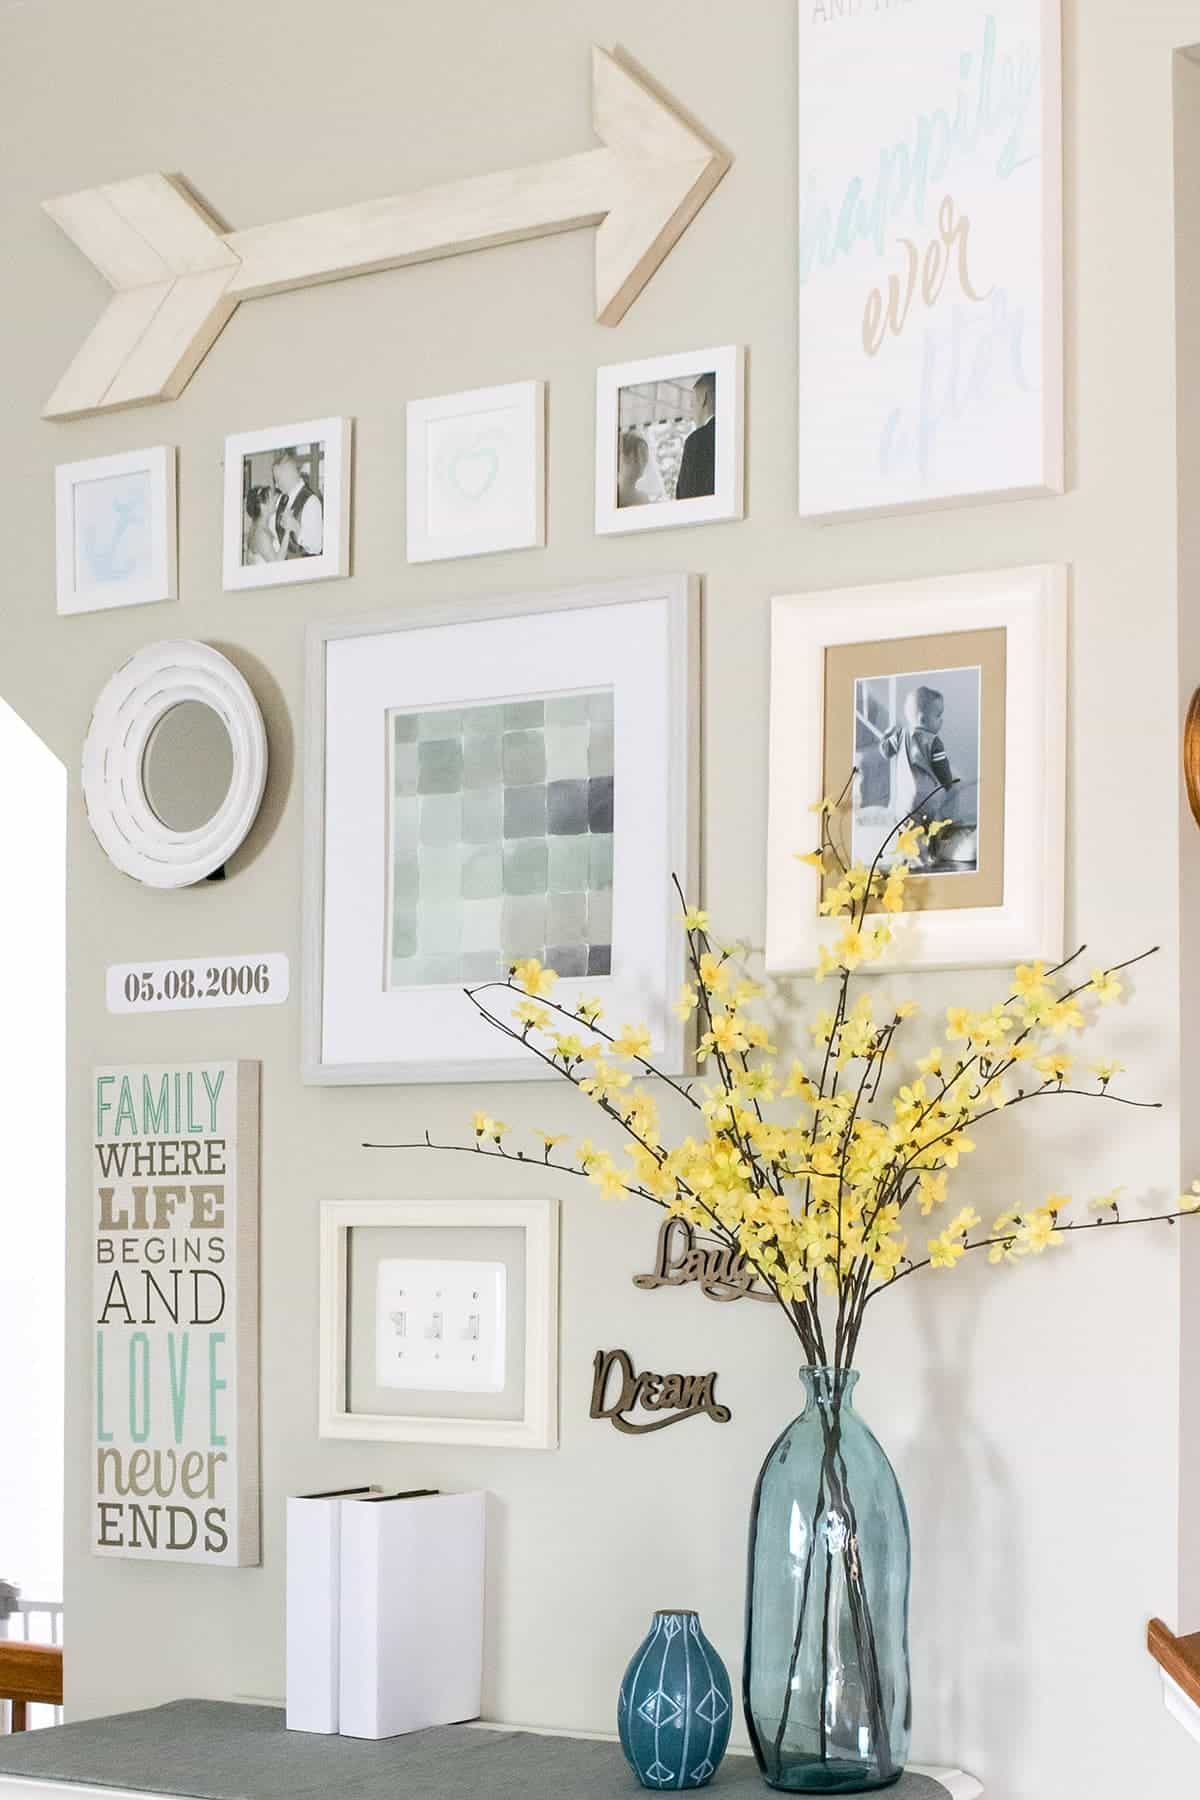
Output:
[55,446,176,616]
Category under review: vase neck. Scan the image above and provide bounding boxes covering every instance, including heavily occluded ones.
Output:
[800,1365,859,1409]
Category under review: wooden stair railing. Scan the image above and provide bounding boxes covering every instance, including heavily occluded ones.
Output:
[1148,1617,1200,1711]
[0,1641,63,1732]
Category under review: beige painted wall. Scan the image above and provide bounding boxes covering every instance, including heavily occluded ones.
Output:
[2,1,1200,1794]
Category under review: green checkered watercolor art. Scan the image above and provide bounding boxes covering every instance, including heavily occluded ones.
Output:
[389,690,615,988]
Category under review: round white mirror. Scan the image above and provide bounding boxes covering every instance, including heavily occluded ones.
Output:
[142,702,235,833]
[82,641,268,888]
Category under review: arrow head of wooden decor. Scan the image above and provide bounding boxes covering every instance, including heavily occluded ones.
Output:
[591,47,730,325]
[43,47,731,420]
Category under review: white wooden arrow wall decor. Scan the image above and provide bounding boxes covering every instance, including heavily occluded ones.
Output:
[43,47,731,421]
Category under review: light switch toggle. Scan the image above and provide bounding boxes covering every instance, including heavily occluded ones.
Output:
[375,1258,507,1394]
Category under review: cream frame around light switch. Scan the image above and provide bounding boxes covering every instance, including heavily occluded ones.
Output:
[320,1197,560,1450]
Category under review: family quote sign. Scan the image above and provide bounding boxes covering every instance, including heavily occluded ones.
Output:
[797,0,1062,517]
[92,1061,260,1565]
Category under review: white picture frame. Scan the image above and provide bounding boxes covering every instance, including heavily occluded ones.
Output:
[765,564,1067,974]
[222,416,351,591]
[406,380,545,563]
[594,345,744,535]
[81,639,269,888]
[303,573,700,1086]
[55,446,176,616]
[796,0,1064,520]
[319,1197,559,1450]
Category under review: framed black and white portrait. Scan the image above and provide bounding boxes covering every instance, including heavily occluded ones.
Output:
[766,566,1067,974]
[223,416,351,591]
[595,346,744,535]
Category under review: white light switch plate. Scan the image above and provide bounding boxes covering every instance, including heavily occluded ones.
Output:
[375,1258,507,1394]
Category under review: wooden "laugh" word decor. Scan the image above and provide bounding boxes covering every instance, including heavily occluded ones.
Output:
[634,1216,774,1304]
[589,1349,732,1435]
[42,47,730,421]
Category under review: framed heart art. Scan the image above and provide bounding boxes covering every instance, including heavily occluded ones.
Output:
[406,381,546,563]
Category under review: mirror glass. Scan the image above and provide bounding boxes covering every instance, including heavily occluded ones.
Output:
[142,702,235,833]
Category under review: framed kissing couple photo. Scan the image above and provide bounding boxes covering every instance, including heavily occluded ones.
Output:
[766,565,1067,974]
[303,573,699,1085]
[223,417,351,591]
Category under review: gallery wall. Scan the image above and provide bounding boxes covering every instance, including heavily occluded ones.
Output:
[1,2,1199,1796]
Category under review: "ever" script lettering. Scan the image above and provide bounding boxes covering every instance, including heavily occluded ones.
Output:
[862,194,990,357]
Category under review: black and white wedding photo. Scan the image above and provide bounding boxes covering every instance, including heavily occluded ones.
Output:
[851,663,982,876]
[594,346,744,535]
[616,367,717,508]
[241,439,325,566]
[222,416,351,591]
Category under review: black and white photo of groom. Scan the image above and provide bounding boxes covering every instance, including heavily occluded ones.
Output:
[674,371,717,500]
[271,448,324,558]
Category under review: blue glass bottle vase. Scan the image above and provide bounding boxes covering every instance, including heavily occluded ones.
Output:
[618,1610,733,1790]
[744,1368,911,1792]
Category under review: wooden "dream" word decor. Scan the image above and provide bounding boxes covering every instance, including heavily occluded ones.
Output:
[590,1349,731,1434]
[634,1216,774,1304]
[92,1062,260,1565]
[42,47,729,421]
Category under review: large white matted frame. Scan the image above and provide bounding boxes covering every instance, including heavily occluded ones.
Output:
[303,574,700,1085]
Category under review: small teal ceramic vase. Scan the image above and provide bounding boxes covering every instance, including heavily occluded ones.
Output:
[618,1610,733,1790]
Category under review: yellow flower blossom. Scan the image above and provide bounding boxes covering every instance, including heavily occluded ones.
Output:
[577,996,604,1025]
[552,1033,585,1063]
[674,985,700,1021]
[1089,1189,1122,1214]
[1089,968,1123,1006]
[1035,1052,1072,1083]
[796,850,826,871]
[928,1231,966,1269]
[613,1023,653,1060]
[917,1172,947,1215]
[511,958,557,999]
[472,1113,506,1141]
[513,1000,551,1031]
[698,951,730,995]
[683,907,710,931]
[1091,1059,1124,1084]
[538,1133,567,1152]
[1013,962,1048,997]
[698,1012,750,1062]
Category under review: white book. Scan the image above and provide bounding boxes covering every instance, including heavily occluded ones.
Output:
[338,1490,486,1741]
[285,1487,379,1734]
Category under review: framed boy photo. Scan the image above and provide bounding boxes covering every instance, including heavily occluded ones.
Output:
[595,346,744,536]
[222,417,351,591]
[766,566,1067,974]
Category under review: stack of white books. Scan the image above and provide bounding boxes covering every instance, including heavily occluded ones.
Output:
[285,1486,486,1740]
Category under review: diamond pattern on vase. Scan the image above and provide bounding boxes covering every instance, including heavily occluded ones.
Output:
[689,1761,715,1784]
[637,1689,683,1728]
[694,1685,729,1726]
[643,1763,676,1788]
[388,689,615,988]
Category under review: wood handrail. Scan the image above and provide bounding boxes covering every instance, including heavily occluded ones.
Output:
[0,1641,64,1732]
[1149,1617,1200,1710]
